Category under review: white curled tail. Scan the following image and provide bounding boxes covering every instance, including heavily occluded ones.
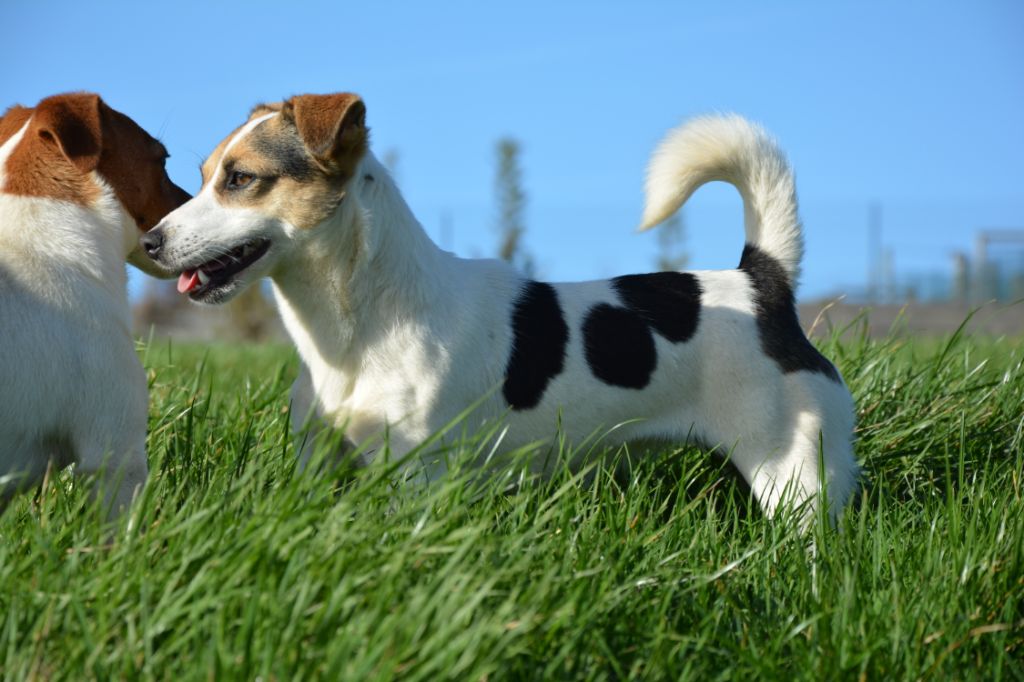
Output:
[639,115,804,283]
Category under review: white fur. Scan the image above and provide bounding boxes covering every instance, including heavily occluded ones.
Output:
[0,122,29,185]
[640,115,804,282]
[154,114,859,521]
[0,120,148,516]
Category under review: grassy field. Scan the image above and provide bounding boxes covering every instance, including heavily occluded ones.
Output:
[1,329,1022,680]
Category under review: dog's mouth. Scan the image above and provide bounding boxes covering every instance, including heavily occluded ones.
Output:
[176,239,271,299]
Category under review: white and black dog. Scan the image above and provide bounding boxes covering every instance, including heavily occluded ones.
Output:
[142,93,858,520]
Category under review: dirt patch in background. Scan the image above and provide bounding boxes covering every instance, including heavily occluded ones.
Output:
[799,300,1024,339]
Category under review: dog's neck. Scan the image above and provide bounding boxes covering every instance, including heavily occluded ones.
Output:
[270,152,460,378]
[1,121,131,300]
[0,182,132,309]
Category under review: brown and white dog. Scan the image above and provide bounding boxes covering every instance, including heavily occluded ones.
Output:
[145,93,859,523]
[0,93,189,517]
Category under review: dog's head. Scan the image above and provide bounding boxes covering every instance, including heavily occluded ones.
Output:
[0,93,191,277]
[142,93,369,304]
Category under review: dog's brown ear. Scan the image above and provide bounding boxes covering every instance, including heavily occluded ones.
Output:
[33,93,104,174]
[287,93,368,170]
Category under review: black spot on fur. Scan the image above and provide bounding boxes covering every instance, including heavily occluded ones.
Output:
[612,272,702,343]
[503,281,569,410]
[583,303,657,389]
[739,244,841,382]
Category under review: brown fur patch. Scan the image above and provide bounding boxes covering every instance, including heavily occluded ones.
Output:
[1,93,189,229]
[95,103,191,231]
[202,93,369,230]
[0,105,33,147]
[3,95,103,205]
[285,93,368,176]
[197,105,288,186]
[249,101,284,118]
[214,114,347,229]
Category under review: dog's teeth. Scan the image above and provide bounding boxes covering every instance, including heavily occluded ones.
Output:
[197,270,210,286]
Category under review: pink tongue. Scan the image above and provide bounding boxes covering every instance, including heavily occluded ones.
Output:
[177,270,200,294]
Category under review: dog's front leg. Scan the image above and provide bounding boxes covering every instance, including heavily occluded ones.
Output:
[75,434,148,522]
[290,365,355,475]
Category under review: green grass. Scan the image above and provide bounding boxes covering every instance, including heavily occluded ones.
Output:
[1,331,1022,680]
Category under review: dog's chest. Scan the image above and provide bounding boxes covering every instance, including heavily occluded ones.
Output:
[294,324,473,444]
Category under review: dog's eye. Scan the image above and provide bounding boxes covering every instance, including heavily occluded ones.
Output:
[227,171,255,189]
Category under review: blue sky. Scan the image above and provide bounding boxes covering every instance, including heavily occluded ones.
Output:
[3,1,1022,300]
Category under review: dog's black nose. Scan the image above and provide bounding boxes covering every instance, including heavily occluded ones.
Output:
[141,228,164,258]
